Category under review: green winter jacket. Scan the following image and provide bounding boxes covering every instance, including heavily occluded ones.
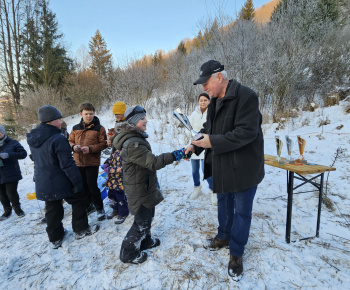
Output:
[113,123,174,215]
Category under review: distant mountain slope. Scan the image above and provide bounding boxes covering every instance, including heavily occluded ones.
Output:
[254,0,280,23]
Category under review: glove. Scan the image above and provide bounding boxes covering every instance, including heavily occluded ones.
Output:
[172,148,192,161]
[0,153,9,159]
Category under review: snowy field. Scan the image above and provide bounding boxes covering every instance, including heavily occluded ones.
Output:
[0,99,349,289]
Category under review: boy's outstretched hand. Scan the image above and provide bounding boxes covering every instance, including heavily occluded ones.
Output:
[172,148,192,162]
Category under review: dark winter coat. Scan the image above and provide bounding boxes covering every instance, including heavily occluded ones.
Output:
[69,116,107,167]
[196,79,265,193]
[27,123,83,201]
[0,136,27,184]
[113,123,174,215]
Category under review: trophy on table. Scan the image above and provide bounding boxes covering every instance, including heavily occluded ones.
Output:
[296,135,307,163]
[285,135,294,164]
[275,135,284,165]
[173,108,204,141]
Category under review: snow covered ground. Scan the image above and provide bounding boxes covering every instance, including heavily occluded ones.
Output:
[0,99,349,289]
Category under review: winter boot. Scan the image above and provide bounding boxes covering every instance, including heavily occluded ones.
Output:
[107,208,118,219]
[13,206,25,217]
[75,223,100,240]
[129,251,148,264]
[203,236,229,251]
[0,207,12,221]
[97,209,106,221]
[210,190,217,206]
[114,215,127,225]
[190,185,202,200]
[228,255,244,282]
[140,237,161,251]
[51,229,67,249]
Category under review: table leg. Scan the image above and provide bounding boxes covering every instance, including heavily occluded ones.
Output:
[286,171,294,243]
[316,173,324,237]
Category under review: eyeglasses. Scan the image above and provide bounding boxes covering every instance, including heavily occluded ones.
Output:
[125,105,146,120]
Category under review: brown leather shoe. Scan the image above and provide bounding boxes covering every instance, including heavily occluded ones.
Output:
[203,236,229,251]
[228,255,243,281]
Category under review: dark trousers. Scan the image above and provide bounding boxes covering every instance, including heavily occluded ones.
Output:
[0,181,20,210]
[120,205,155,263]
[108,188,129,216]
[79,166,103,211]
[45,194,89,242]
[217,186,257,257]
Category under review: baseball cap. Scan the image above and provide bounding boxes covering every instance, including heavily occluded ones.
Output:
[193,60,224,85]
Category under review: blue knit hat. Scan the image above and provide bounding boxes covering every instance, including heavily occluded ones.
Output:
[0,125,5,135]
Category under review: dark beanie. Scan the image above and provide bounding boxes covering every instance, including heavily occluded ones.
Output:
[38,105,63,123]
[124,106,146,126]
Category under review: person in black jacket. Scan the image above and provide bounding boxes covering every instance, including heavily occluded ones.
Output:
[0,125,27,220]
[186,60,265,281]
[27,105,99,249]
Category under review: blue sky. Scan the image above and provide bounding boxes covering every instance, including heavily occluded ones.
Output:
[50,0,269,65]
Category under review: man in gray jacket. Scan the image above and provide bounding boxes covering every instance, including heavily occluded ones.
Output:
[186,60,265,281]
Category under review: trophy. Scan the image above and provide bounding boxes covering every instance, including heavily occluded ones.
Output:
[275,135,284,165]
[296,135,307,163]
[173,108,204,141]
[285,135,294,164]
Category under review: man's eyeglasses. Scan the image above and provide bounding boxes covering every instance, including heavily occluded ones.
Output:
[125,105,146,120]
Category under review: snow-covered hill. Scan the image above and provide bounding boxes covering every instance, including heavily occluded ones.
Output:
[0,99,349,289]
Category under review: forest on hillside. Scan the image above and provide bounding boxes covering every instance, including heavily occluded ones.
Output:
[1,0,350,137]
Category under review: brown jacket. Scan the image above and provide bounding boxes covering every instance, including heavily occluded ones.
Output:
[69,116,107,167]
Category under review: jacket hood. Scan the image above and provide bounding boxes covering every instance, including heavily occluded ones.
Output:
[27,123,61,148]
[113,122,148,150]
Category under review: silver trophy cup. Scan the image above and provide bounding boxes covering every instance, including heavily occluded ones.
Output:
[173,108,204,141]
[285,135,294,164]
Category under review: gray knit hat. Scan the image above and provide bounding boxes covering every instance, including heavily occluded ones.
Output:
[38,105,62,123]
[124,105,146,126]
[0,125,5,135]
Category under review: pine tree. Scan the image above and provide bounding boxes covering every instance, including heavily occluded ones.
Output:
[40,0,71,88]
[23,0,72,89]
[238,0,256,21]
[270,0,340,42]
[88,30,113,77]
[177,41,187,55]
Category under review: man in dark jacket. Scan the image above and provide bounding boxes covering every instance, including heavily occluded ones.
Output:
[186,60,265,281]
[27,105,99,249]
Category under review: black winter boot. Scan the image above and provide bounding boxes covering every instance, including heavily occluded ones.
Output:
[13,206,25,217]
[107,208,118,219]
[228,255,243,281]
[0,207,12,221]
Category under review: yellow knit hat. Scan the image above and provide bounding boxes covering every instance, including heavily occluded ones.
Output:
[112,102,127,114]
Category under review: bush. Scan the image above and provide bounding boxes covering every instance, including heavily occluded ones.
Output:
[323,95,339,107]
[19,86,72,128]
